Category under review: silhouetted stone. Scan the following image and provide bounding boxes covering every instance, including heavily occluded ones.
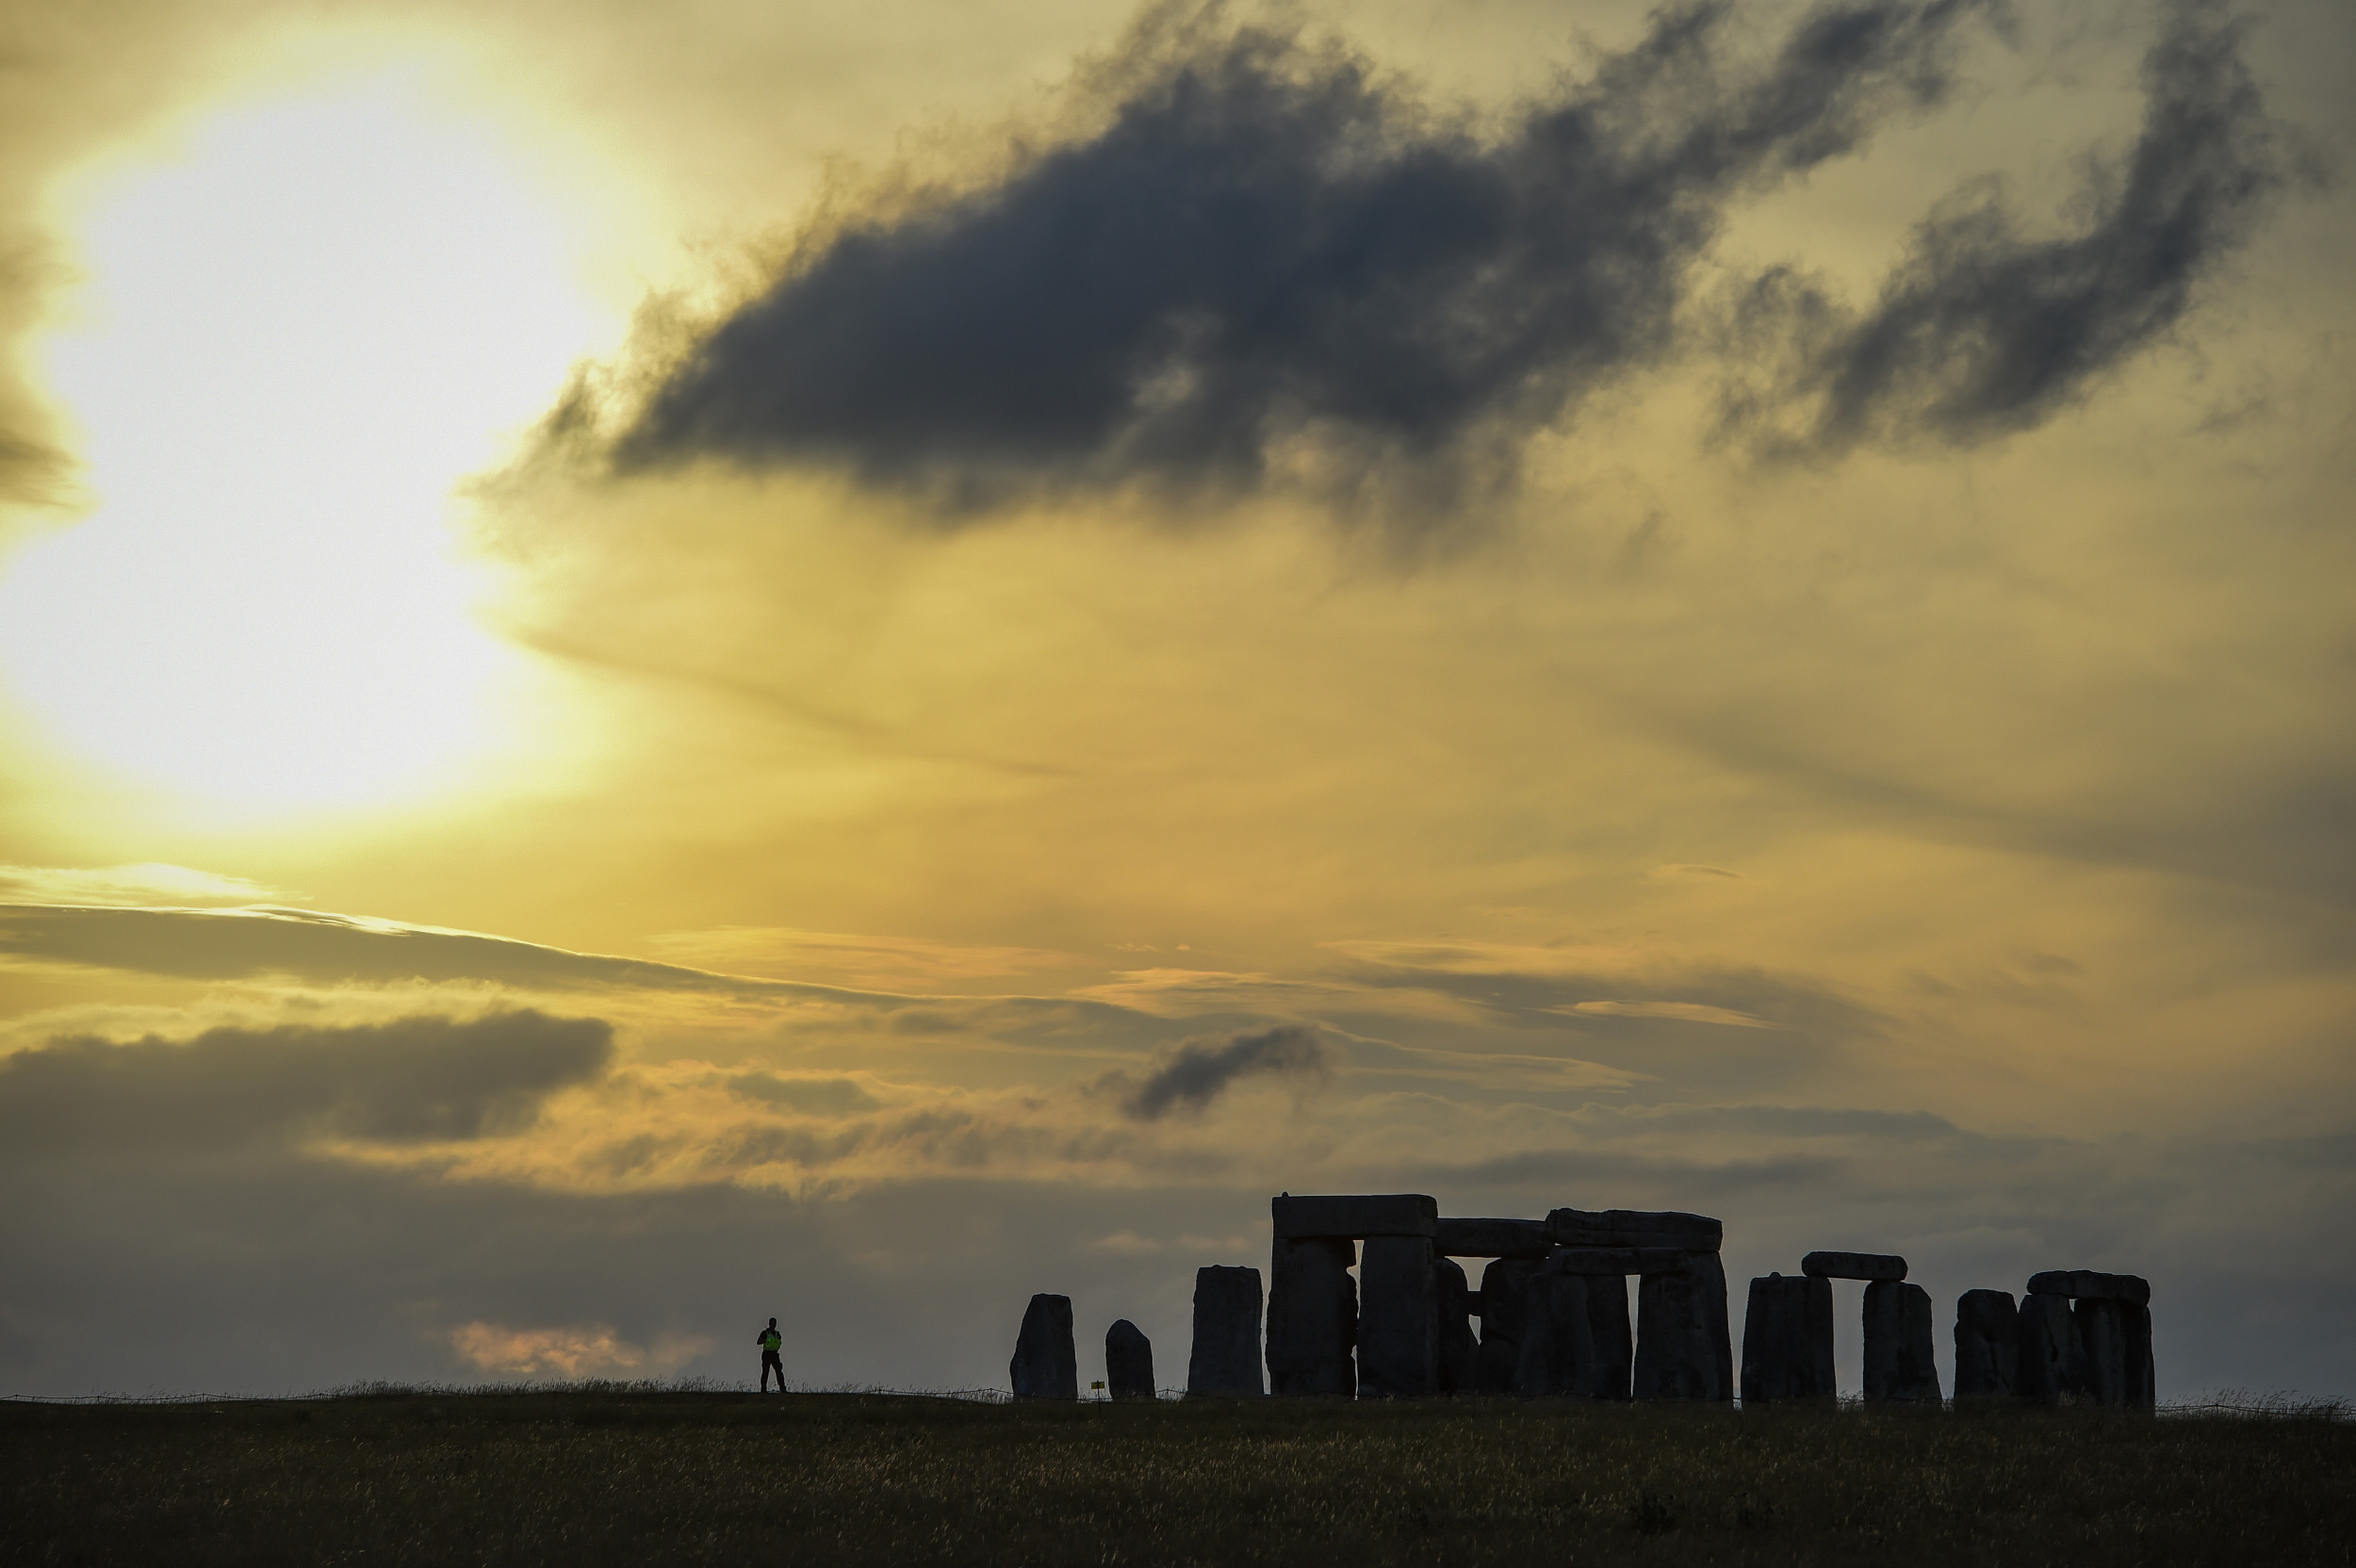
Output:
[1267,1236,1356,1396]
[1587,1272,1633,1401]
[1359,1234,1438,1397]
[1272,1193,1437,1239]
[1634,1253,1728,1400]
[1475,1258,1539,1394]
[2026,1269,2150,1305]
[1549,1247,1688,1275]
[1863,1281,1941,1402]
[1435,1257,1480,1394]
[2125,1302,2155,1410]
[1011,1294,1077,1400]
[1433,1217,1551,1258]
[1186,1266,1264,1397]
[1803,1250,1907,1282]
[1953,1289,2019,1398]
[1511,1265,1595,1397]
[2016,1291,2072,1404]
[1546,1208,1723,1252]
[1105,1319,1154,1401]
[1741,1273,1834,1403]
[2072,1297,2129,1407]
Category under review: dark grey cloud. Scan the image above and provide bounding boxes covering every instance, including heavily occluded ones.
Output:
[598,0,2002,518]
[1100,1022,1334,1119]
[0,1010,612,1156]
[1721,0,2297,452]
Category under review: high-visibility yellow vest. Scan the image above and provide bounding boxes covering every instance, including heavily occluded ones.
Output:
[761,1331,781,1351]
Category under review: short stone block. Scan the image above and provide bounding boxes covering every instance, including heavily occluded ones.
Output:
[1953,1289,2019,1398]
[1105,1319,1154,1401]
[1862,1280,1941,1402]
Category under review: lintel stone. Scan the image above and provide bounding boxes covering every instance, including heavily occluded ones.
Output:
[1550,1247,1689,1276]
[1272,1193,1437,1240]
[1803,1250,1907,1282]
[2025,1269,2150,1305]
[1433,1217,1549,1258]
[1546,1208,1722,1252]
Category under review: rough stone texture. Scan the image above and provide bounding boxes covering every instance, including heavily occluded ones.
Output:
[1586,1272,1634,1401]
[1358,1235,1439,1397]
[2016,1291,2073,1405]
[1105,1319,1155,1401]
[1433,1217,1550,1259]
[1186,1266,1265,1397]
[2072,1298,2129,1407]
[1010,1294,1078,1401]
[1272,1193,1437,1240]
[1549,1247,1689,1276]
[2125,1302,2156,1411]
[1434,1258,1480,1395]
[1266,1236,1357,1396]
[1862,1281,1941,1403]
[1740,1273,1835,1403]
[1547,1208,1723,1252]
[1474,1258,1539,1395]
[2026,1269,2151,1305]
[1634,1253,1729,1400]
[1803,1250,1907,1282]
[1513,1266,1595,1397]
[1953,1289,2020,1398]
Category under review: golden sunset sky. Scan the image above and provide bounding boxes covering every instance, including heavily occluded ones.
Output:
[0,0,2349,1397]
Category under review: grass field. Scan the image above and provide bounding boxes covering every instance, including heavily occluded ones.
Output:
[6,1387,2350,1565]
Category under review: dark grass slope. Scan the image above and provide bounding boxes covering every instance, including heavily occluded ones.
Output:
[5,1390,2350,1565]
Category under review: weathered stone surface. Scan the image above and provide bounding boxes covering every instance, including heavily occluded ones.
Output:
[1267,1236,1356,1396]
[1358,1235,1439,1397]
[1433,1217,1550,1259]
[1953,1289,2019,1398]
[1740,1273,1834,1403]
[1586,1273,1634,1401]
[1862,1281,1941,1402]
[2125,1302,2156,1411]
[2072,1298,2129,1407]
[1272,1193,1438,1240]
[1548,1247,1689,1276]
[1011,1294,1077,1400]
[1186,1266,1265,1397]
[1105,1319,1155,1401]
[1434,1257,1480,1395]
[2016,1292,2072,1405]
[1634,1253,1729,1400]
[1803,1250,1907,1282]
[1474,1258,1539,1395]
[1513,1266,1595,1397]
[2026,1269,2151,1305]
[1546,1208,1723,1252]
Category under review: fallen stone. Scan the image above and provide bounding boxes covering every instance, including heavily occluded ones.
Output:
[1862,1281,1941,1403]
[2016,1291,2072,1405]
[1433,1217,1550,1259]
[1266,1237,1356,1396]
[1011,1294,1078,1401]
[1186,1266,1265,1397]
[1740,1273,1834,1403]
[1272,1193,1438,1240]
[1548,1247,1689,1276]
[1586,1272,1634,1401]
[2072,1298,2129,1408]
[1475,1258,1539,1395]
[1358,1235,1439,1397]
[2025,1269,2151,1306]
[1105,1319,1155,1401]
[1803,1250,1907,1282]
[1546,1208,1724,1253]
[1434,1257,1480,1395]
[1952,1289,2019,1398]
[1513,1266,1595,1397]
[2125,1302,2156,1411]
[1634,1253,1729,1400]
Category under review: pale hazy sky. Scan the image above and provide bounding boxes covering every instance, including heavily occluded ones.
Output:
[0,0,2349,1399]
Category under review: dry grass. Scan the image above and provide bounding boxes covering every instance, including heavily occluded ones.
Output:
[5,1388,2350,1565]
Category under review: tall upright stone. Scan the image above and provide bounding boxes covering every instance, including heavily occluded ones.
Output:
[1634,1253,1728,1400]
[1953,1289,2020,1398]
[1267,1236,1356,1396]
[2125,1302,2156,1411]
[1586,1273,1633,1401]
[1740,1273,1835,1402]
[1512,1266,1595,1397]
[1434,1257,1480,1395]
[1358,1234,1438,1397]
[1010,1294,1078,1400]
[1186,1266,1265,1397]
[1474,1258,1539,1395]
[2016,1291,2072,1405]
[1862,1281,1941,1402]
[1105,1319,1155,1401]
[2072,1298,2128,1407]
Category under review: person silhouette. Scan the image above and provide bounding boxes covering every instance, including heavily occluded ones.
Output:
[757,1317,785,1393]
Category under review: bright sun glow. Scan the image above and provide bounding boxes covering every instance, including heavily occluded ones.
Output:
[0,69,600,815]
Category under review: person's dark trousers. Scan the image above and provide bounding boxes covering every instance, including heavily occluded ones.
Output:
[761,1351,785,1392]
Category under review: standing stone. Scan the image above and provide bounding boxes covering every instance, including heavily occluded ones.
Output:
[1010,1294,1078,1400]
[1434,1258,1480,1395]
[1358,1235,1438,1397]
[1186,1266,1265,1397]
[1513,1266,1595,1397]
[2016,1291,2072,1405]
[1740,1273,1835,1403]
[1634,1253,1727,1400]
[2125,1302,2155,1410]
[1475,1258,1539,1395]
[1586,1273,1633,1401]
[2072,1298,2128,1407]
[1862,1281,1941,1403]
[1105,1319,1155,1401]
[1692,1251,1735,1401]
[1267,1236,1356,1396]
[1953,1289,2020,1398]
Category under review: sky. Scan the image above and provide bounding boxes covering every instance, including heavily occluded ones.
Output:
[0,0,2349,1401]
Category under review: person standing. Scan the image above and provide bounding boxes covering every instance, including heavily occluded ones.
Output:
[757,1317,785,1393]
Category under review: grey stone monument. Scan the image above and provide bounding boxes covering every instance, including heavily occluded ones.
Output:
[1186,1265,1265,1396]
[1953,1289,2019,1398]
[1862,1280,1941,1402]
[1512,1265,1595,1397]
[1634,1253,1728,1400]
[1585,1272,1633,1401]
[1434,1257,1480,1395]
[1474,1257,1539,1395]
[2125,1302,2156,1410]
[1105,1318,1154,1401]
[2025,1270,2153,1409]
[2016,1291,2072,1405]
[2072,1298,2128,1407]
[1740,1273,1835,1402]
[1010,1293,1078,1400]
[1267,1236,1357,1396]
[1358,1234,1439,1397]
